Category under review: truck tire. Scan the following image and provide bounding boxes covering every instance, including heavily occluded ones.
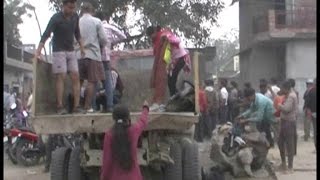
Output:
[182,141,201,180]
[50,147,71,180]
[164,143,183,180]
[68,147,86,180]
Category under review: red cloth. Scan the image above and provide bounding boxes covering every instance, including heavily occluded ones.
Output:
[274,95,285,117]
[100,108,149,180]
[150,29,171,104]
[199,89,208,113]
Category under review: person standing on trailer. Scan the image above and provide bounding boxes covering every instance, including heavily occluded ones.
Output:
[146,26,191,112]
[96,12,127,112]
[34,0,85,115]
[77,2,108,113]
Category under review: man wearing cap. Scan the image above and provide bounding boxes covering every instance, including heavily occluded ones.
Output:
[303,79,314,141]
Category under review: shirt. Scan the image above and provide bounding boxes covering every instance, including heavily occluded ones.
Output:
[78,13,107,61]
[240,93,275,123]
[101,108,149,180]
[279,90,299,121]
[220,87,229,106]
[199,89,208,113]
[205,86,219,113]
[305,87,316,113]
[101,21,127,61]
[40,12,81,52]
[271,85,280,95]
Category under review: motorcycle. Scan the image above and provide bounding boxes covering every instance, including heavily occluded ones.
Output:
[4,107,46,166]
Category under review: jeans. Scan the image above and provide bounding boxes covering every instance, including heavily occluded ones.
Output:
[91,83,99,110]
[168,57,185,96]
[103,61,113,110]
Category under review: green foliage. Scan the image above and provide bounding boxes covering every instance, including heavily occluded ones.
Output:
[4,0,34,46]
[49,0,225,48]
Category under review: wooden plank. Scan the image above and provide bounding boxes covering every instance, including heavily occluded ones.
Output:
[31,112,198,134]
[193,52,200,114]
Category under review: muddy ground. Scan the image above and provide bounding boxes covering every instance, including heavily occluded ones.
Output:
[4,127,316,180]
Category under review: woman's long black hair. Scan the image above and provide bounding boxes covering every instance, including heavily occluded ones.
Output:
[111,104,133,171]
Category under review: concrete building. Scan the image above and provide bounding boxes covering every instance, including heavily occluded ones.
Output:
[238,0,316,111]
[4,41,35,102]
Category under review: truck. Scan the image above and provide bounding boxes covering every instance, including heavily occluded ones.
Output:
[30,48,215,180]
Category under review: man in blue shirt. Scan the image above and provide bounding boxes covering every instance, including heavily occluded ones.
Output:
[236,87,276,147]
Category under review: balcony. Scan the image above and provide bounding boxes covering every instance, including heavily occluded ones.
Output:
[4,41,34,71]
[253,7,316,41]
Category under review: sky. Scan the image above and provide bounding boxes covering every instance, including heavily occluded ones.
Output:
[18,0,239,54]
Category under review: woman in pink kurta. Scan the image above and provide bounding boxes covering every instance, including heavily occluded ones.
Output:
[100,104,149,180]
[146,26,191,111]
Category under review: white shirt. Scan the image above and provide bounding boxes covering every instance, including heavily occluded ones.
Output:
[220,87,229,106]
[271,85,280,95]
[78,13,107,61]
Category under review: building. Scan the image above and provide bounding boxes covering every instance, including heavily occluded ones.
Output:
[4,41,35,102]
[238,0,316,111]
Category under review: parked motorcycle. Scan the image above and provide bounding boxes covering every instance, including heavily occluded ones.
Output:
[4,108,46,166]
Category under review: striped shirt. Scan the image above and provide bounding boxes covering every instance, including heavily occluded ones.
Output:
[101,21,127,61]
[110,70,118,90]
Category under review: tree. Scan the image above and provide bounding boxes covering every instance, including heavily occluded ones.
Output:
[209,29,239,66]
[204,29,239,74]
[4,0,34,46]
[49,0,225,48]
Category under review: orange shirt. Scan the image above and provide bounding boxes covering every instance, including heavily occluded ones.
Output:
[273,95,285,117]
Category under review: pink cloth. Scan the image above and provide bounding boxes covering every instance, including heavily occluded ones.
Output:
[100,108,149,180]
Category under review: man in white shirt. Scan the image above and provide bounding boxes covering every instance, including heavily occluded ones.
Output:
[219,78,229,124]
[270,77,280,96]
[78,2,107,113]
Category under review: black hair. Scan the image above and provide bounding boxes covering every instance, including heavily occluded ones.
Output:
[270,77,278,85]
[243,87,255,97]
[244,82,251,89]
[288,78,295,88]
[81,2,94,13]
[111,104,133,171]
[95,11,110,21]
[220,78,228,87]
[63,0,76,5]
[281,80,292,91]
[146,25,161,37]
[205,79,214,86]
[230,81,238,88]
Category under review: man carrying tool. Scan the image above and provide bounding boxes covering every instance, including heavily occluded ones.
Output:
[34,0,85,115]
[236,87,276,148]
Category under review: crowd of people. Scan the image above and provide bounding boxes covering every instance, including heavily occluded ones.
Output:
[14,0,315,178]
[196,76,317,174]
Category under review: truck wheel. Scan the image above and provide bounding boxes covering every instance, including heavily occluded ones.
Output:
[50,147,71,180]
[164,143,183,180]
[68,147,86,180]
[182,141,201,180]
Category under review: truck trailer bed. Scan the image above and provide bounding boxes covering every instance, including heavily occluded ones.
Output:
[31,112,198,134]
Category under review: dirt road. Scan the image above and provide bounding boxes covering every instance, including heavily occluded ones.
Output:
[4,130,316,180]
